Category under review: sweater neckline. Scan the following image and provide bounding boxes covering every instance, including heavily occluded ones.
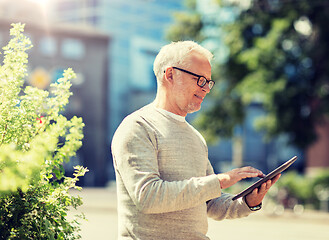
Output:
[154,106,186,123]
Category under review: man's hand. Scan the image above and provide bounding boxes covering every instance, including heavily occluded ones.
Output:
[217,167,265,189]
[245,174,281,207]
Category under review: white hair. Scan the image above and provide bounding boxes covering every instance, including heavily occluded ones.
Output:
[153,41,213,85]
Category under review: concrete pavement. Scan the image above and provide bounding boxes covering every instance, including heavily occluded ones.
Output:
[68,187,329,240]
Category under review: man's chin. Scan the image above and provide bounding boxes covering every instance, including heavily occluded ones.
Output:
[187,104,201,114]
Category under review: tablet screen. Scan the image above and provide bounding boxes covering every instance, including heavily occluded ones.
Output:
[232,156,297,201]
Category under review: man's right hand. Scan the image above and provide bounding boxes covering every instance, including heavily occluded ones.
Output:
[217,167,265,189]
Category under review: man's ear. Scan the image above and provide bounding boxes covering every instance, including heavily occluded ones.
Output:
[164,67,174,84]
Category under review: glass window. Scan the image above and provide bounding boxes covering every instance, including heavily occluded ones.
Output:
[61,38,85,60]
[131,45,157,91]
[39,36,57,57]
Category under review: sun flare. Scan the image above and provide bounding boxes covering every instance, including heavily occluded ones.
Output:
[27,0,50,7]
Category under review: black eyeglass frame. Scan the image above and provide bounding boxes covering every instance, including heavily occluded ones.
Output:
[171,67,215,90]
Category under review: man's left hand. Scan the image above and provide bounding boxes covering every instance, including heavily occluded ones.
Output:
[245,174,281,207]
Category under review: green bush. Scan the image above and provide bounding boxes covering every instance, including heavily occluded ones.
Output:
[310,170,329,209]
[267,170,329,210]
[276,171,312,203]
[0,23,87,239]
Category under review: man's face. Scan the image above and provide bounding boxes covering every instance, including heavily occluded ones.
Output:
[168,52,212,116]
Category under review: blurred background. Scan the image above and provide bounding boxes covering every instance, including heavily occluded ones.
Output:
[1,0,329,238]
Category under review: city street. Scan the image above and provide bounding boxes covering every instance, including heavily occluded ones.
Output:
[69,187,329,240]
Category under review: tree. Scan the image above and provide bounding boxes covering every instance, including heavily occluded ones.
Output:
[0,23,87,239]
[167,0,329,151]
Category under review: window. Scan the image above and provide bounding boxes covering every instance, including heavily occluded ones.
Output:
[39,36,57,57]
[130,37,160,91]
[61,38,85,60]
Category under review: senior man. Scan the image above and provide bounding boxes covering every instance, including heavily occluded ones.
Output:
[111,41,280,240]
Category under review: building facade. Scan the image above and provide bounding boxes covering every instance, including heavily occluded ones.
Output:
[48,0,186,180]
[0,12,110,186]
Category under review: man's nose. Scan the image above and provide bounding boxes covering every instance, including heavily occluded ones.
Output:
[202,83,211,93]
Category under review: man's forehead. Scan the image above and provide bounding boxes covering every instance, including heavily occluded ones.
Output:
[186,51,210,65]
[187,52,212,76]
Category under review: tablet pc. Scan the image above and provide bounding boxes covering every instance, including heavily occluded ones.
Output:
[232,156,297,201]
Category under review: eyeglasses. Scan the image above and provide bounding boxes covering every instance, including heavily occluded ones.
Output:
[172,67,215,90]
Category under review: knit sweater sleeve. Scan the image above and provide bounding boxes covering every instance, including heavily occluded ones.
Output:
[111,116,221,214]
[205,159,252,220]
[206,193,252,220]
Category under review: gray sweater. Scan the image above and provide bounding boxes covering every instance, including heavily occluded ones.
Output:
[111,104,252,240]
